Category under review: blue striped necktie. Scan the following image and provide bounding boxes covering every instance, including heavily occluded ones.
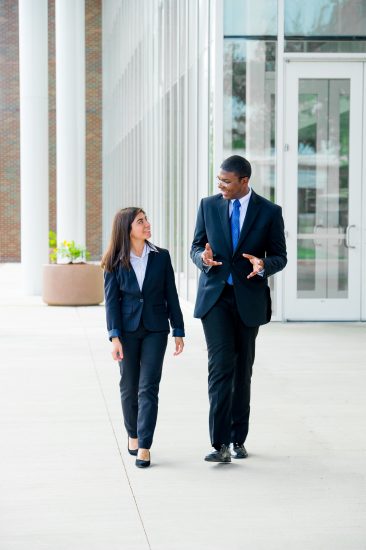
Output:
[227,199,241,285]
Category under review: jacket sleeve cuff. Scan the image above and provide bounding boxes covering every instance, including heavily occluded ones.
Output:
[108,329,122,341]
[172,328,185,337]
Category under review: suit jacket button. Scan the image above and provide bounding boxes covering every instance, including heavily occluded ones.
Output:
[140,298,144,302]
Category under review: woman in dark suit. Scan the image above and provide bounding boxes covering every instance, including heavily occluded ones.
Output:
[102,207,185,468]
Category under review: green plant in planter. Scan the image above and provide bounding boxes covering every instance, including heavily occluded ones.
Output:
[48,231,90,264]
[49,230,57,263]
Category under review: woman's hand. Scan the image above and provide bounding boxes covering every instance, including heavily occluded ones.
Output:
[111,337,123,361]
[174,337,184,356]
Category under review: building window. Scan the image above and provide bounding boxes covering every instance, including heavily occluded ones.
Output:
[224,0,277,36]
[285,0,366,53]
[223,39,277,202]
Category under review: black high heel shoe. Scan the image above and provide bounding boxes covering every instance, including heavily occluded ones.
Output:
[135,450,150,468]
[128,437,138,456]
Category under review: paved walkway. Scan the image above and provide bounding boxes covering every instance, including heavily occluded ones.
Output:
[1,263,366,550]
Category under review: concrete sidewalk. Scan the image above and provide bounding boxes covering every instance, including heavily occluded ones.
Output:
[1,263,366,550]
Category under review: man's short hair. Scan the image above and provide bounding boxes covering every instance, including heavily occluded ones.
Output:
[221,155,252,179]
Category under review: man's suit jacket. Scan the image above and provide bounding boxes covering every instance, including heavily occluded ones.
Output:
[190,191,287,327]
[104,246,184,340]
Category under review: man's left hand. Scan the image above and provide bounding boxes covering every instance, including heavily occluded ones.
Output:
[243,253,264,279]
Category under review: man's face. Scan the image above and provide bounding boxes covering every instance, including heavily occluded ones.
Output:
[216,170,250,200]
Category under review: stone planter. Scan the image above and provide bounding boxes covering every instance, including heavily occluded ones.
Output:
[42,263,104,306]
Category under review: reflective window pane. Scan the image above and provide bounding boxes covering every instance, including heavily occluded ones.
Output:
[285,40,366,53]
[297,238,316,291]
[297,79,350,299]
[285,0,366,36]
[223,39,276,201]
[224,0,277,36]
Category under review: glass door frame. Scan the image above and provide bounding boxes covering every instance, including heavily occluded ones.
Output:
[283,61,363,320]
[362,68,366,322]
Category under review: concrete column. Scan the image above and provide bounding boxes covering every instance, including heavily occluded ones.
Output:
[56,0,86,246]
[18,0,49,295]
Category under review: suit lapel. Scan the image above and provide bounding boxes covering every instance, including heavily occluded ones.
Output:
[235,191,261,252]
[217,196,232,252]
[127,265,142,295]
[141,249,157,291]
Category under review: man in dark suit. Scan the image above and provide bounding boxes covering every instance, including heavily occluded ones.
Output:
[191,155,287,463]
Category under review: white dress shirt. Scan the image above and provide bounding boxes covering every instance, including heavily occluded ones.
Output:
[130,243,157,290]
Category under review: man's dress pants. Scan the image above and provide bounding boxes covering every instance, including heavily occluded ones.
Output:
[202,283,258,450]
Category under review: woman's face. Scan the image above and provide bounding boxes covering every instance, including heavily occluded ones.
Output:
[130,211,151,241]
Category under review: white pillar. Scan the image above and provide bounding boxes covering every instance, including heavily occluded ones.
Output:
[19,0,49,295]
[56,0,86,246]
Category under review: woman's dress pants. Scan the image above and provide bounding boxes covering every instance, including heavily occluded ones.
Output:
[118,323,168,449]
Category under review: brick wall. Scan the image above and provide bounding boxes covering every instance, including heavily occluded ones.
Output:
[48,0,56,239]
[85,0,102,260]
[0,0,20,262]
[0,0,102,263]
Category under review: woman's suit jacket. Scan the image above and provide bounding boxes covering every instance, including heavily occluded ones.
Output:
[104,246,185,341]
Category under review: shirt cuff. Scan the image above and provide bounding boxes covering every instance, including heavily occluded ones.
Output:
[172,328,185,337]
[108,329,122,341]
[257,269,265,277]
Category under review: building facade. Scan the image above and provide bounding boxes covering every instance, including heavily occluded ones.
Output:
[103,0,220,304]
[1,0,366,320]
[224,0,366,321]
[103,0,366,321]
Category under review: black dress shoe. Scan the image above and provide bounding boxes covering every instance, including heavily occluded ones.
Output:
[135,451,150,468]
[232,443,248,459]
[204,444,231,463]
[128,437,138,456]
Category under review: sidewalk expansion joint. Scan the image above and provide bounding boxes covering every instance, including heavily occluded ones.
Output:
[76,308,152,550]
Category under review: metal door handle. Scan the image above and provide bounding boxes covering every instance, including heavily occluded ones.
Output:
[345,225,356,248]
[313,224,324,247]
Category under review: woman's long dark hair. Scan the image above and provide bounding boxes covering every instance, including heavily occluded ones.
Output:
[101,207,145,272]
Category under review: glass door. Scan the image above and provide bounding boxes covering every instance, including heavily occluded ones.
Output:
[284,62,362,320]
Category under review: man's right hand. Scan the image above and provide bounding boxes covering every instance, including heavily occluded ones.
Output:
[201,243,223,267]
[111,337,123,361]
